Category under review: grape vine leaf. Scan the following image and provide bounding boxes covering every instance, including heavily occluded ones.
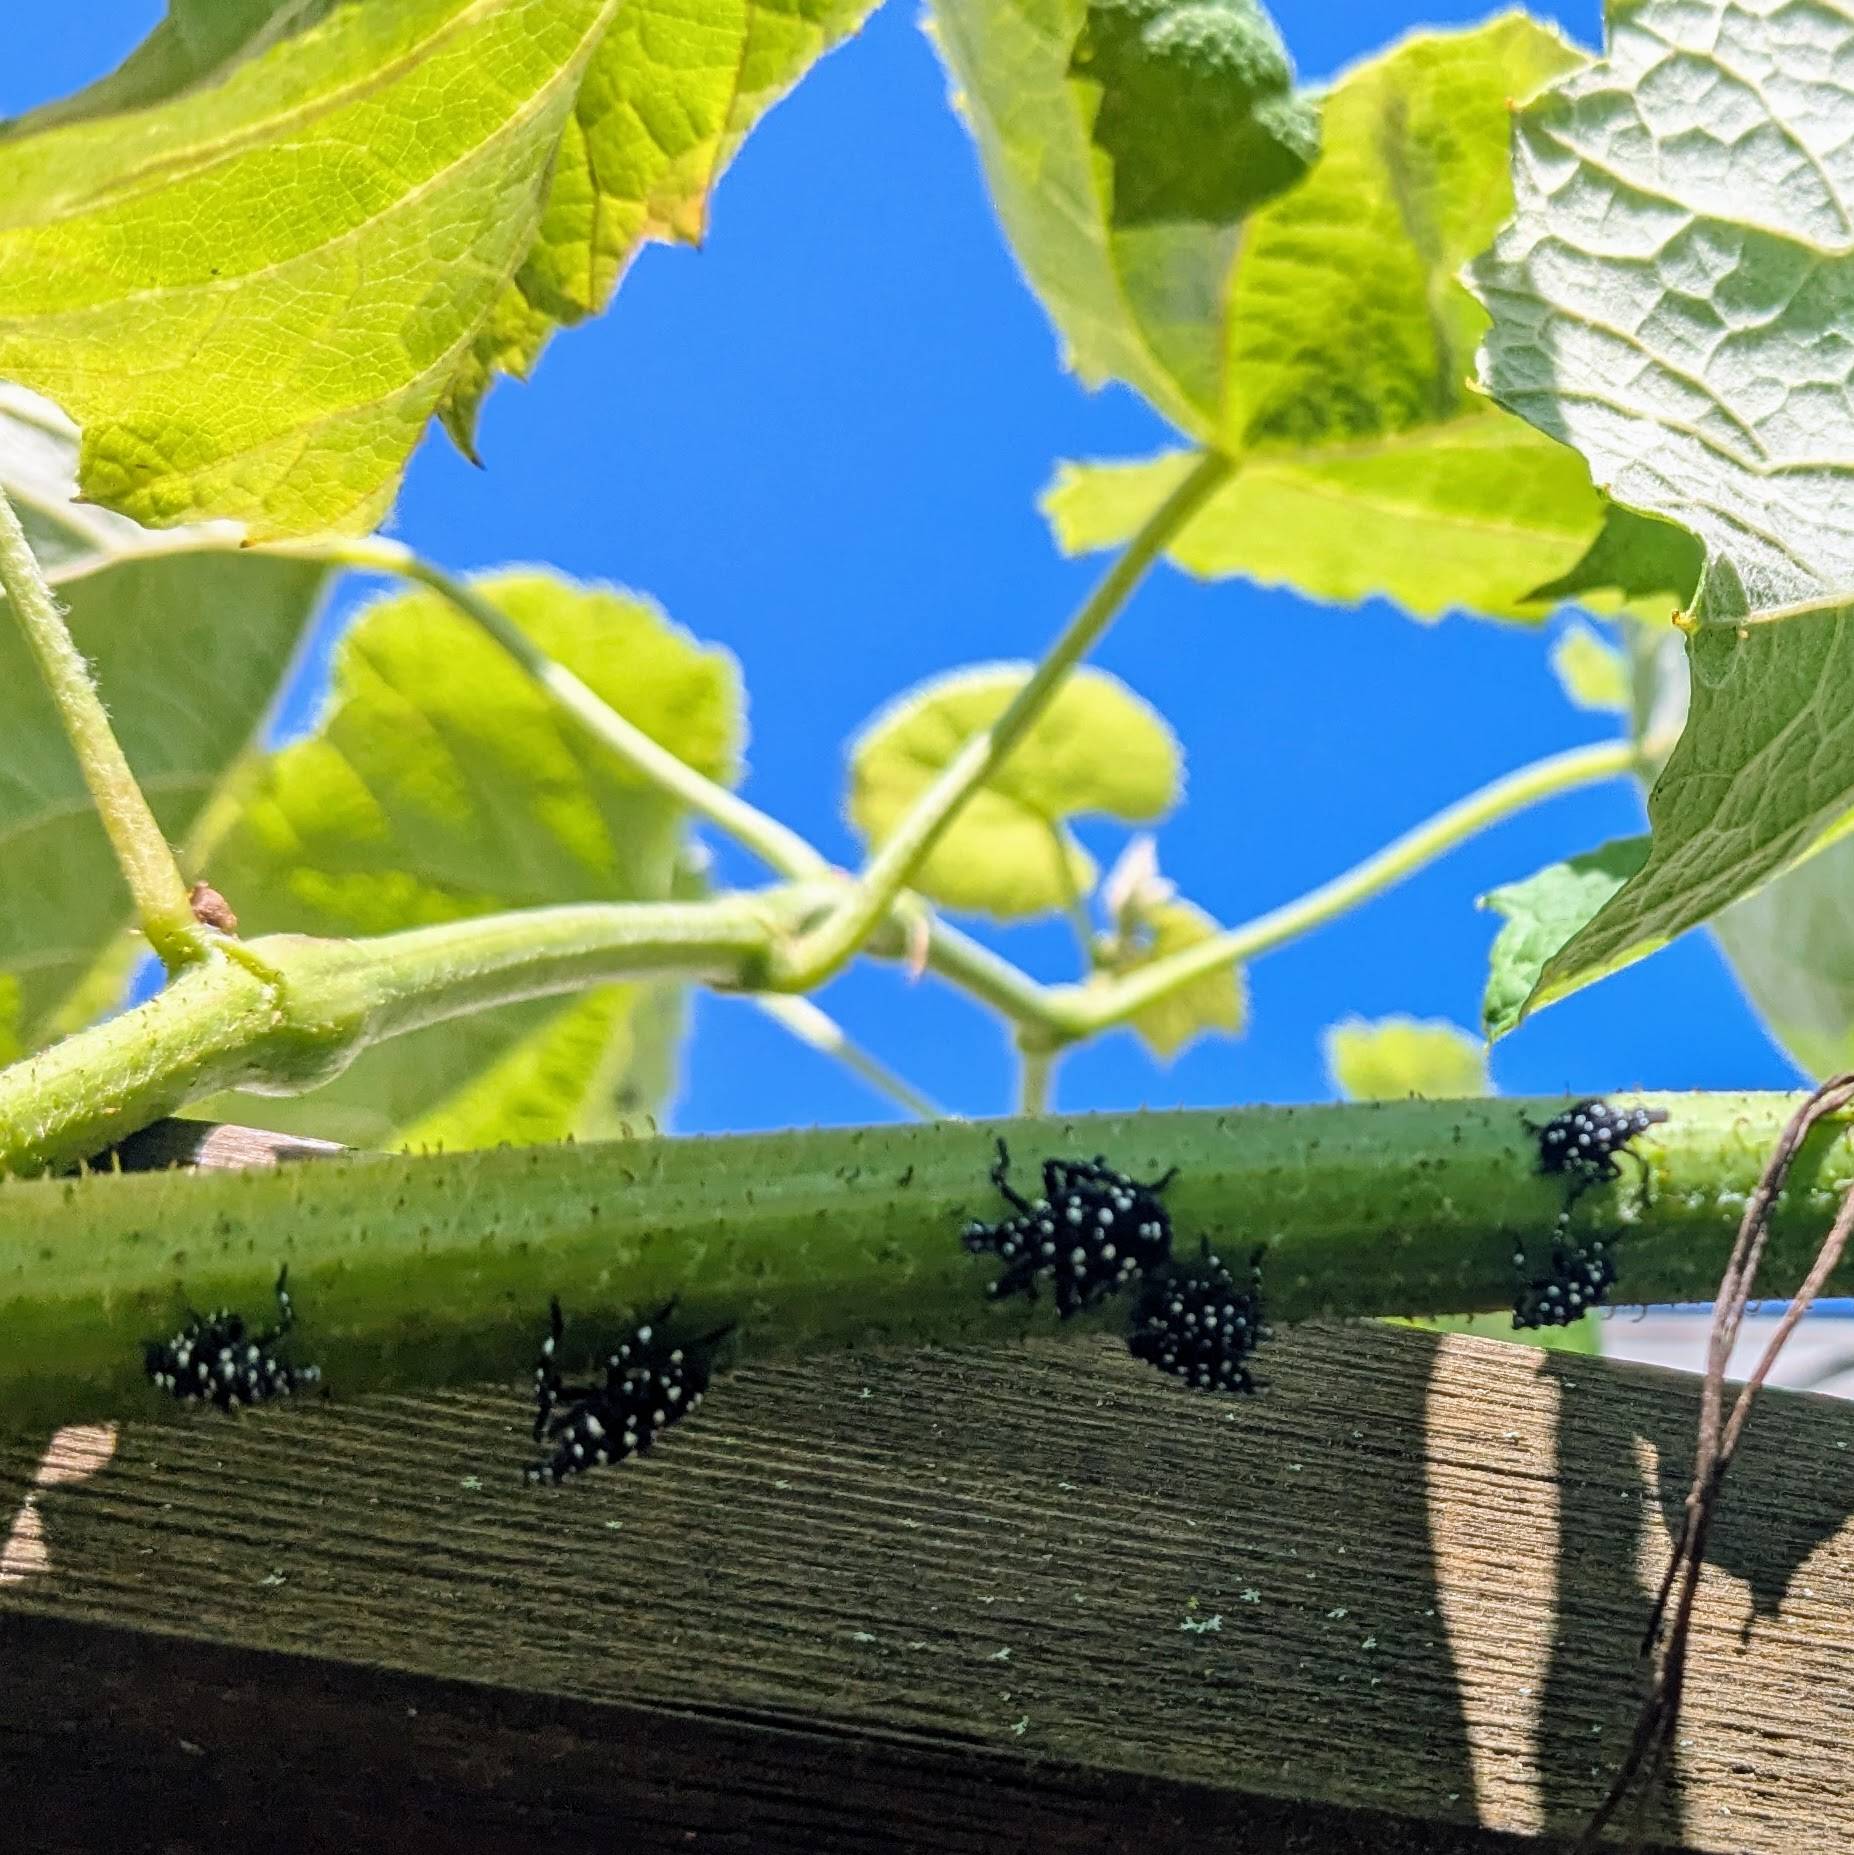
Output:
[0,0,874,538]
[847,664,1180,919]
[1040,17,1651,625]
[1479,837,1648,1040]
[1549,620,1629,715]
[199,571,739,1148]
[1324,1015,1488,1101]
[1710,842,1854,1082]
[929,0,1319,439]
[1095,836,1244,1059]
[1116,896,1245,1060]
[0,386,331,1061]
[1465,0,1854,1023]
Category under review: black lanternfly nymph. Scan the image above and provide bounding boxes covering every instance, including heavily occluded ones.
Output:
[1534,1098,1668,1192]
[1513,1218,1618,1330]
[1128,1239,1269,1394]
[962,1137,1176,1318]
[144,1265,321,1410]
[528,1296,734,1485]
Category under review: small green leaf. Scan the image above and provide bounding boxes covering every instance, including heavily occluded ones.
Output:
[0,387,330,1051]
[1324,1016,1487,1101]
[1549,621,1629,716]
[1115,898,1246,1061]
[847,664,1180,918]
[1478,837,1648,1040]
[929,0,1318,437]
[202,570,738,1146]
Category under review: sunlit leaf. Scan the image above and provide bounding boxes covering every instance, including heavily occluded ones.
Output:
[201,571,738,1146]
[1549,620,1629,716]
[1043,18,1631,626]
[1044,423,1612,624]
[0,0,871,535]
[929,0,1318,438]
[847,663,1179,918]
[1479,837,1648,1040]
[1465,0,1854,1019]
[1324,1015,1487,1101]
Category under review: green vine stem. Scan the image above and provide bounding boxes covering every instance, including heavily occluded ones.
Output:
[1017,1044,1058,1115]
[0,888,827,1177]
[765,450,1236,990]
[1037,736,1654,1041]
[0,733,1646,1177]
[2,1093,1846,1435]
[273,532,1643,1062]
[303,536,834,885]
[0,484,208,973]
[746,993,947,1121]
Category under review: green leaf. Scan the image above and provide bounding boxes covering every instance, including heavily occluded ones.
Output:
[1478,836,1648,1040]
[1041,18,1650,624]
[1468,1,1854,633]
[1043,423,1617,623]
[1618,606,1854,1084]
[0,0,871,536]
[1711,842,1854,1083]
[1522,506,1703,615]
[929,0,1318,438]
[201,570,739,1147]
[1465,0,1854,1023]
[441,0,881,447]
[1549,620,1629,716]
[1541,615,1854,1022]
[1324,1015,1487,1101]
[0,386,330,1051]
[1116,898,1246,1061]
[847,663,1180,918]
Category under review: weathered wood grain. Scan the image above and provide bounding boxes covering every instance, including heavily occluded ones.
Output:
[4,1322,1854,1852]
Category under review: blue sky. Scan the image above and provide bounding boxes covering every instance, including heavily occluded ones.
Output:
[2,2,1808,1136]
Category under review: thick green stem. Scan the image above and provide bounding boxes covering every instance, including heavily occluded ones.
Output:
[767,450,1235,990]
[2,1092,1846,1435]
[1035,737,1649,1041]
[0,485,206,972]
[0,888,826,1177]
